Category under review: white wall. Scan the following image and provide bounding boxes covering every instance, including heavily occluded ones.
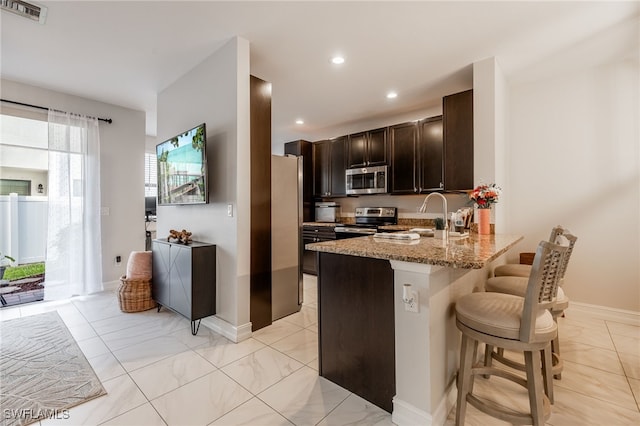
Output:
[145,135,156,153]
[156,37,251,330]
[0,79,146,286]
[473,58,509,231]
[506,57,639,312]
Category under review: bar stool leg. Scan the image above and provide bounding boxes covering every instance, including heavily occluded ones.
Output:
[456,334,476,426]
[552,322,562,379]
[542,345,554,404]
[525,350,546,426]
[483,344,494,379]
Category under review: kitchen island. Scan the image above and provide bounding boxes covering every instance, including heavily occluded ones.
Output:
[306,233,523,426]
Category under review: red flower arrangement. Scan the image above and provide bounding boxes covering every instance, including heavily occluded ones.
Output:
[469,183,501,209]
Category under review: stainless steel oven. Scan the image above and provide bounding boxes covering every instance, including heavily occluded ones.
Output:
[346,165,388,195]
[334,207,397,239]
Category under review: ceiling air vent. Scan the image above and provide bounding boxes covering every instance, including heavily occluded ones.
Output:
[1,0,47,24]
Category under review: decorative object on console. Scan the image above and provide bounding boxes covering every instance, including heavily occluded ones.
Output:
[469,183,501,235]
[167,229,192,244]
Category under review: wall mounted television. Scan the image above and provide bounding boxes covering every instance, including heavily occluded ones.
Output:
[156,123,208,205]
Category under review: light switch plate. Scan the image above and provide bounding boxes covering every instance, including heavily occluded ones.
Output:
[227,204,233,217]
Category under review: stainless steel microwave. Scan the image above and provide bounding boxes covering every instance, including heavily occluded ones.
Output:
[346,165,388,195]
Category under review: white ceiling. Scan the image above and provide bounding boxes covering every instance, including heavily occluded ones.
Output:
[1,1,638,144]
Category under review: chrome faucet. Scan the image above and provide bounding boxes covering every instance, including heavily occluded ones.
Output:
[419,192,448,231]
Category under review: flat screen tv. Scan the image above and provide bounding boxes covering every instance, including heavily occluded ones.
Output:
[156,123,208,205]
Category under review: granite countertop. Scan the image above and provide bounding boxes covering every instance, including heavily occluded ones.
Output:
[305,233,523,269]
[303,222,341,227]
[378,224,413,231]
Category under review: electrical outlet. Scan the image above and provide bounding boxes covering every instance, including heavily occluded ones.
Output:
[404,290,419,313]
[115,255,121,264]
[227,204,233,217]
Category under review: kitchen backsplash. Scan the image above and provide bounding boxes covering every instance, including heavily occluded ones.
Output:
[332,192,470,218]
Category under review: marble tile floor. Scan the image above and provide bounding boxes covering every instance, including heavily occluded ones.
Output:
[0,274,637,425]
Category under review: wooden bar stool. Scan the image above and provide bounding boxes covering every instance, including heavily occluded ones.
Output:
[486,228,577,379]
[493,226,565,278]
[455,240,568,425]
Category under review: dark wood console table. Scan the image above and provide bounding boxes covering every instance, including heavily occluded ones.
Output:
[151,240,216,334]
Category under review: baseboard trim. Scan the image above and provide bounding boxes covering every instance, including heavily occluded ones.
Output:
[569,301,640,324]
[392,382,457,426]
[201,316,252,343]
[102,280,120,292]
[433,382,457,426]
[392,397,431,426]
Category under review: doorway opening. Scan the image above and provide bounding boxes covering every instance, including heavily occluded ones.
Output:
[0,113,48,307]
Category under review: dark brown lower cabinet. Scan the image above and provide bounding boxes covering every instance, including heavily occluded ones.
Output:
[317,252,395,413]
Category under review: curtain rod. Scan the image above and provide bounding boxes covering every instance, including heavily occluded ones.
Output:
[0,99,113,124]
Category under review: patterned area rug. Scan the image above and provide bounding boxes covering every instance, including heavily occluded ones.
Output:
[0,311,107,426]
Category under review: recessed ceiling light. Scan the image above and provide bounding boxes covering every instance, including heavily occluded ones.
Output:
[295,119,304,125]
[331,56,345,65]
[386,91,398,99]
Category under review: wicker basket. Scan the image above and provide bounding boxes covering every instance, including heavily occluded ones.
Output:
[117,276,156,313]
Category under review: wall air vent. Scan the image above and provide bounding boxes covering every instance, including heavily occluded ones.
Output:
[1,0,47,24]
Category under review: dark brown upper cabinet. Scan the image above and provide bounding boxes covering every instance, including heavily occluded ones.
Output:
[313,140,330,198]
[418,116,444,192]
[347,127,388,168]
[389,122,419,194]
[314,89,472,197]
[389,117,444,194]
[313,137,347,198]
[330,136,347,197]
[443,89,474,191]
[285,140,314,222]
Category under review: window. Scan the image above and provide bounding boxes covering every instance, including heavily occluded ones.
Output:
[0,179,31,195]
[144,152,157,196]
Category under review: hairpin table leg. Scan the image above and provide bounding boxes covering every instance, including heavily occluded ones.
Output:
[191,319,201,335]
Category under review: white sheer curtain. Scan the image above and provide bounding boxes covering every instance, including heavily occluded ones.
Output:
[45,110,103,300]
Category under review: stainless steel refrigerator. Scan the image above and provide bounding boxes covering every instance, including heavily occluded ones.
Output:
[271,155,303,320]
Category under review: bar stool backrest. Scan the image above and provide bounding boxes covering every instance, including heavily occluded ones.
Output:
[520,240,568,343]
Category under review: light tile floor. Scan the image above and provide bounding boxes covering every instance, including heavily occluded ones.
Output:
[1,274,638,425]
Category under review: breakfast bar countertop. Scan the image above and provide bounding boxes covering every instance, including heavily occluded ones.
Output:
[306,233,523,269]
[302,221,341,227]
